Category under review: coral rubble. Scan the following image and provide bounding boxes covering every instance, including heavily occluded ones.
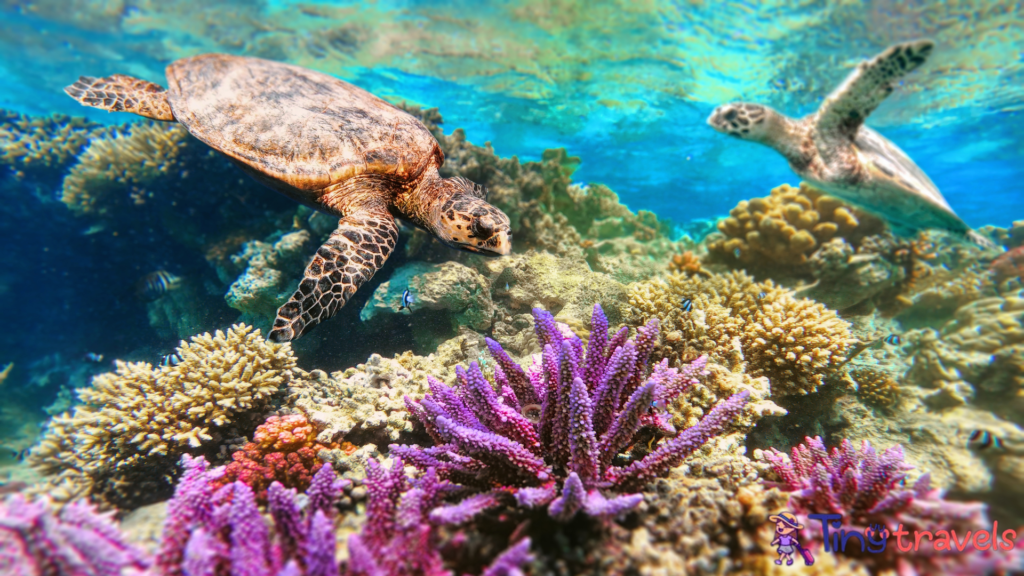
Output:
[394,305,750,523]
[29,324,295,508]
[627,270,851,396]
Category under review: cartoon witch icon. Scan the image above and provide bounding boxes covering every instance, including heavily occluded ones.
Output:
[769,511,814,566]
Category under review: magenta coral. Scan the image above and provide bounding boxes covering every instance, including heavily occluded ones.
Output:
[394,305,749,522]
[217,414,335,503]
[0,493,150,576]
[764,436,1021,575]
[345,458,532,576]
[154,454,348,576]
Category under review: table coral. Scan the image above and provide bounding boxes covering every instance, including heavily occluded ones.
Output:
[29,324,295,508]
[0,493,151,575]
[762,436,1019,576]
[215,414,336,503]
[60,121,192,217]
[627,270,851,396]
[706,182,886,273]
[393,305,750,524]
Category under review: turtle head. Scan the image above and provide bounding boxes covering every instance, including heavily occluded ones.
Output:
[434,177,512,256]
[707,103,774,141]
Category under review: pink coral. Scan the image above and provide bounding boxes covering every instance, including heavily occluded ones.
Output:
[216,414,336,503]
[764,436,1019,575]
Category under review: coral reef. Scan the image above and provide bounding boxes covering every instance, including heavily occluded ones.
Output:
[667,250,711,277]
[0,493,151,575]
[222,230,317,325]
[153,455,348,576]
[761,436,1018,576]
[361,261,496,348]
[706,183,886,274]
[627,270,851,396]
[345,457,532,576]
[904,289,1024,415]
[215,414,337,503]
[850,367,900,409]
[28,324,295,508]
[477,250,629,333]
[0,110,109,177]
[393,305,750,523]
[60,121,192,217]
[622,449,788,575]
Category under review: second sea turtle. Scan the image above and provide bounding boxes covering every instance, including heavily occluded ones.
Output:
[65,53,512,342]
[707,40,990,246]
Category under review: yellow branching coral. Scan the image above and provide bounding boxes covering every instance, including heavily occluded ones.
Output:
[1,110,109,173]
[706,182,886,272]
[60,121,191,216]
[29,324,295,507]
[628,271,851,396]
[851,367,900,408]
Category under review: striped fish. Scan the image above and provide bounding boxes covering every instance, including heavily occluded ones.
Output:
[136,270,181,302]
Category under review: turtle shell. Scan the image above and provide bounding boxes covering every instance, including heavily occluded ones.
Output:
[165,54,441,195]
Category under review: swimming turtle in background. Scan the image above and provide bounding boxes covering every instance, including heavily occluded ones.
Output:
[64,54,512,342]
[708,40,991,246]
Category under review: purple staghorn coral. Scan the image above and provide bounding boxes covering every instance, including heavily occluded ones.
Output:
[395,305,749,522]
[764,436,1021,576]
[153,454,348,576]
[0,494,150,576]
[345,458,532,576]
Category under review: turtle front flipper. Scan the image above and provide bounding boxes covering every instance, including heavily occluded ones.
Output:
[64,74,175,121]
[269,205,399,342]
[815,40,934,140]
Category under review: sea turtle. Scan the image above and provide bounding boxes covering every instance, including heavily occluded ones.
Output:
[64,54,512,342]
[707,40,990,246]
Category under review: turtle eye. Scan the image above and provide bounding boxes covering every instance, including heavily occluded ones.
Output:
[471,216,495,239]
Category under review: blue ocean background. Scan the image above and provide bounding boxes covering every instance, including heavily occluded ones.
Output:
[1,0,1022,391]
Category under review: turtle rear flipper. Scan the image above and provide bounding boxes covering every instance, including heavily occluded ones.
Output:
[815,40,934,140]
[269,204,399,342]
[64,74,175,121]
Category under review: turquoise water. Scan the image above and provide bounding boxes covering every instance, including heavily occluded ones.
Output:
[3,1,1022,226]
[2,2,1024,575]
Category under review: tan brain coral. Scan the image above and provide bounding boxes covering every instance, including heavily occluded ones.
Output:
[707,182,885,273]
[628,271,851,396]
[29,324,295,507]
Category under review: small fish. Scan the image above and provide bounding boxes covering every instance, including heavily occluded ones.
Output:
[505,282,510,291]
[82,223,106,236]
[733,248,742,259]
[398,289,414,311]
[968,430,1003,452]
[757,291,767,300]
[136,270,181,302]
[839,333,904,367]
[161,353,182,367]
[83,353,104,363]
[681,298,693,312]
[883,334,902,346]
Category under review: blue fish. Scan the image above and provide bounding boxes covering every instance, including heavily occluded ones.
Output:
[757,291,767,300]
[967,430,1003,452]
[681,298,693,312]
[84,352,104,363]
[505,282,510,291]
[883,334,902,346]
[733,247,742,259]
[398,289,414,311]
[161,353,182,367]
